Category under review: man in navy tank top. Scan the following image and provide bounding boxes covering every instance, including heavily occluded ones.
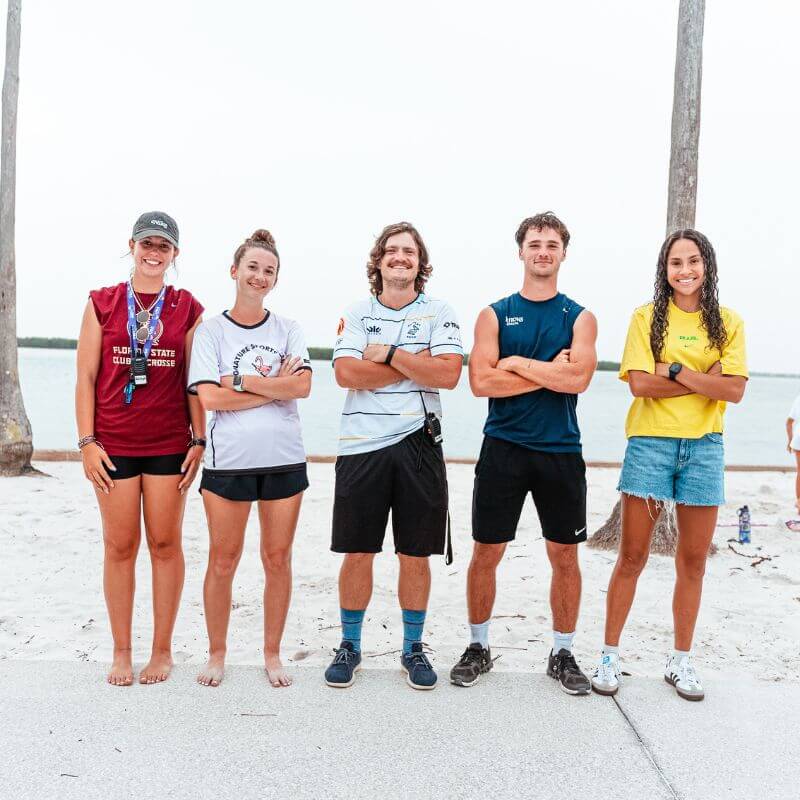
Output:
[450,211,598,694]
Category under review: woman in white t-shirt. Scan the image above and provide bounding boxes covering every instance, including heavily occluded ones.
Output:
[787,394,800,512]
[187,229,312,688]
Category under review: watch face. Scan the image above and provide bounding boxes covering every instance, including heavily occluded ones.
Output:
[233,374,243,391]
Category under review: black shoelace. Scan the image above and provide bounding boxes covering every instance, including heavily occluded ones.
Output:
[554,651,582,675]
[332,647,357,665]
[405,650,434,671]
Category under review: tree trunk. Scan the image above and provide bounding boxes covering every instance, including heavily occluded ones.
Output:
[0,0,33,476]
[589,0,706,556]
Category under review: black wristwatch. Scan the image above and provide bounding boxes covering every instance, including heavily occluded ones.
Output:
[189,437,206,448]
[232,374,245,393]
[668,362,683,381]
[385,345,398,366]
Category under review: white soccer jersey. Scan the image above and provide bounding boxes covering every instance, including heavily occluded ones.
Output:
[332,294,463,456]
[188,311,311,473]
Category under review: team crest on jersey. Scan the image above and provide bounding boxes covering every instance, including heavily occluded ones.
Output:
[406,320,422,338]
[337,318,345,335]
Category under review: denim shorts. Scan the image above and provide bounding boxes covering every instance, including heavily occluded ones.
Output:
[617,434,725,507]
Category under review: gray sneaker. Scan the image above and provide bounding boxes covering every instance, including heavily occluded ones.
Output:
[450,643,493,687]
[546,649,590,695]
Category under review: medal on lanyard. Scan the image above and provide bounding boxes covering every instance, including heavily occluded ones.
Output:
[124,282,166,404]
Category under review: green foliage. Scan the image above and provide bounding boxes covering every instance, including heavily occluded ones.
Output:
[18,337,77,350]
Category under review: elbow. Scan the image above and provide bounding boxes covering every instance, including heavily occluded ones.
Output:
[442,370,461,390]
[469,377,488,397]
[333,364,352,389]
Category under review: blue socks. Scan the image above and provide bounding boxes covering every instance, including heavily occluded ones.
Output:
[340,608,365,653]
[553,630,576,655]
[402,609,426,655]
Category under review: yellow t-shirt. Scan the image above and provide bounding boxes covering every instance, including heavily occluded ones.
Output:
[619,301,748,438]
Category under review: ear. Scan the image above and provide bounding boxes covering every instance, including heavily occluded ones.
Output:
[230,264,237,280]
[129,238,135,254]
[172,247,180,260]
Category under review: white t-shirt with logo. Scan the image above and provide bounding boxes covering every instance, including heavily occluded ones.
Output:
[188,311,311,473]
[789,394,800,451]
[332,294,463,456]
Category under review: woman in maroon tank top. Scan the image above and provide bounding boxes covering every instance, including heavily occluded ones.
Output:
[75,211,205,686]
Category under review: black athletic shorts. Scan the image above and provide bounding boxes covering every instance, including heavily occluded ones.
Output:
[200,465,309,502]
[331,427,448,558]
[472,435,587,545]
[104,453,186,480]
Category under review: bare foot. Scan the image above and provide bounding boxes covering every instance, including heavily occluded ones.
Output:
[107,648,134,687]
[139,650,173,684]
[197,653,225,687]
[264,652,292,687]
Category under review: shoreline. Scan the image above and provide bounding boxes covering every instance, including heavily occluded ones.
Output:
[29,449,797,472]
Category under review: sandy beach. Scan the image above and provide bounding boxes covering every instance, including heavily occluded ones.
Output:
[1,461,798,682]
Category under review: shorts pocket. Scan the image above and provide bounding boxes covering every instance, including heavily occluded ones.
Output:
[704,432,724,445]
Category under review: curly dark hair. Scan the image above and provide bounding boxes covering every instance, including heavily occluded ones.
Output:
[366,222,432,296]
[650,229,727,360]
[515,211,570,249]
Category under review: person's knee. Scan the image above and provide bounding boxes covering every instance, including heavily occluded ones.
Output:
[547,543,580,575]
[616,548,648,578]
[397,553,430,575]
[676,552,706,582]
[342,552,375,571]
[470,543,505,571]
[146,532,182,562]
[210,550,241,578]
[261,547,292,573]
[104,532,139,562]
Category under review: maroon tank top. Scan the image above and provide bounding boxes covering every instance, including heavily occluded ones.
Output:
[89,282,204,456]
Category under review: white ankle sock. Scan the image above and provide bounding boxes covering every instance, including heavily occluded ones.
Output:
[672,648,691,662]
[553,630,575,654]
[469,620,490,648]
[602,644,619,658]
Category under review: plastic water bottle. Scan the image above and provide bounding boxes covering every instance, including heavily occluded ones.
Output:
[737,505,751,544]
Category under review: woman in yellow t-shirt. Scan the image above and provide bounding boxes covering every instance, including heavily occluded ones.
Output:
[591,229,748,702]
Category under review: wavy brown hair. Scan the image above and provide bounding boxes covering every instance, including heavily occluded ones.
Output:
[650,229,727,360]
[515,211,571,249]
[366,222,432,296]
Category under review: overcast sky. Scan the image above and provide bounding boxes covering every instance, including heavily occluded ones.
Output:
[6,1,798,370]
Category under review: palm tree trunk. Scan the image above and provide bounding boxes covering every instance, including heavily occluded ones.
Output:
[589,0,706,555]
[0,0,33,476]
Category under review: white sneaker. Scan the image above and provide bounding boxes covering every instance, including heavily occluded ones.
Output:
[591,651,622,696]
[664,654,704,701]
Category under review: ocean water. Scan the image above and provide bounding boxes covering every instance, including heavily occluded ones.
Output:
[16,348,799,466]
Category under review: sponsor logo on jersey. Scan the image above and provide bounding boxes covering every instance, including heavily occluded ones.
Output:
[505,316,524,326]
[444,321,460,330]
[366,325,382,334]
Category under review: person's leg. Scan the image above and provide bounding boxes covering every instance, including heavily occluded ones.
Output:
[197,490,250,686]
[545,541,581,649]
[795,451,800,511]
[138,472,188,683]
[673,504,718,651]
[466,542,507,626]
[96,477,143,686]
[603,494,659,647]
[258,492,303,687]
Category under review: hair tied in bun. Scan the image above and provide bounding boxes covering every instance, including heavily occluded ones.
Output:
[249,229,276,248]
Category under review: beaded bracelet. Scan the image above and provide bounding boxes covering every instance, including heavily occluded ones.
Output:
[77,435,104,451]
[189,437,207,448]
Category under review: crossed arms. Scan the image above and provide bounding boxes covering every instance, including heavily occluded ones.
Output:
[196,357,311,411]
[469,307,598,398]
[628,363,746,403]
[334,345,462,390]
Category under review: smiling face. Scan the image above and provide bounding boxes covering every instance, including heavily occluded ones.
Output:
[666,237,705,305]
[379,231,420,292]
[129,236,178,280]
[231,247,279,300]
[518,226,566,278]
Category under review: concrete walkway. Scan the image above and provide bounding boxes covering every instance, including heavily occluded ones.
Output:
[1,661,796,800]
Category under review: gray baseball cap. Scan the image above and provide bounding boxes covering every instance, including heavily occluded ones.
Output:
[131,211,179,248]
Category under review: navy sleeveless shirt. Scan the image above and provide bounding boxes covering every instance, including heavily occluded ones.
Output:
[483,292,584,453]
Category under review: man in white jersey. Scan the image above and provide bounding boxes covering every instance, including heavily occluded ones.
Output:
[324,222,463,690]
